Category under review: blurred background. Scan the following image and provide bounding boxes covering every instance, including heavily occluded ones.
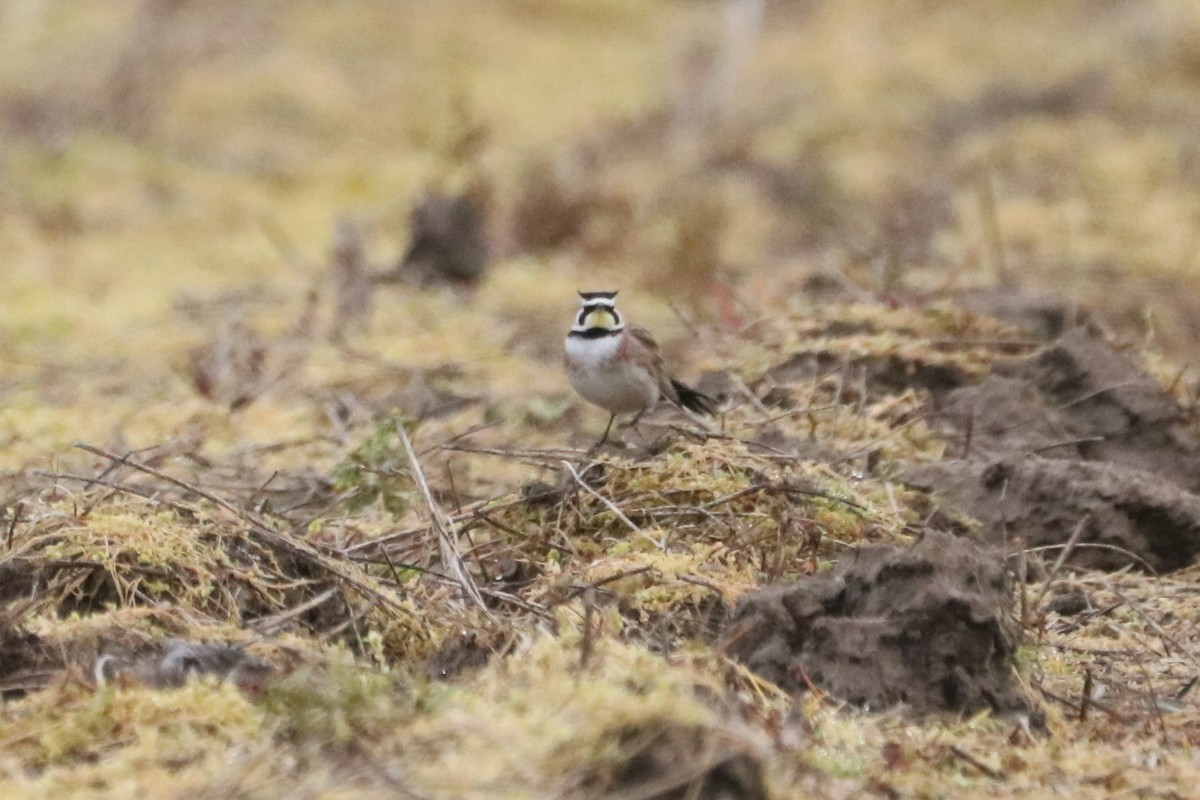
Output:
[4,0,1200,467]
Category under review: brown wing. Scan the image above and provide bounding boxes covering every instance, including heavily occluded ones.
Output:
[625,326,681,405]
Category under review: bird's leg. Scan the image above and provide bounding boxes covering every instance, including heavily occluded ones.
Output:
[597,413,617,447]
[586,414,618,458]
[628,407,647,433]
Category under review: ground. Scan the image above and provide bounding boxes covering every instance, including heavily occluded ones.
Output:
[3,1,1200,798]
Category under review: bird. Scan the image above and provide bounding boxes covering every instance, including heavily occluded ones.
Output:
[564,290,717,445]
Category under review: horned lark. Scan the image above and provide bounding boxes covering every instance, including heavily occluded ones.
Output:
[564,291,717,444]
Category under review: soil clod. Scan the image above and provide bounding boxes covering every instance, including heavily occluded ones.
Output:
[598,724,767,800]
[721,531,1028,716]
[904,457,1200,572]
[929,325,1200,487]
[908,326,1200,571]
[387,189,489,286]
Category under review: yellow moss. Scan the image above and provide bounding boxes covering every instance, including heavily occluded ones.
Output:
[400,634,721,797]
[0,677,265,771]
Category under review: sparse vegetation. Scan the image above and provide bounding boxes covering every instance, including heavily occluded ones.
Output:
[3,1,1200,797]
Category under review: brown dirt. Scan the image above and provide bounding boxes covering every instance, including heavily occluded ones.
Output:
[597,724,768,800]
[951,288,1088,340]
[904,458,1200,572]
[721,530,1028,716]
[930,325,1200,487]
[722,321,1200,714]
[905,324,1200,572]
[385,189,490,286]
[0,627,55,699]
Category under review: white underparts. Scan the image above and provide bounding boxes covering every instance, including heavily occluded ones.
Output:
[564,333,660,414]
[565,331,620,367]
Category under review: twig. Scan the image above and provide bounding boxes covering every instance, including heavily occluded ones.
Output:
[926,337,1040,349]
[5,501,23,551]
[563,566,655,603]
[1132,657,1170,741]
[397,426,492,618]
[727,402,840,432]
[1028,515,1089,617]
[630,504,733,532]
[827,417,924,467]
[702,481,869,515]
[1036,683,1124,722]
[1107,584,1200,670]
[322,595,382,643]
[352,554,551,618]
[562,460,642,536]
[417,420,501,457]
[947,744,1005,780]
[341,492,529,555]
[251,587,340,635]
[245,470,280,510]
[1080,668,1093,722]
[962,402,974,458]
[77,444,264,530]
[677,574,725,599]
[11,558,169,577]
[378,545,408,588]
[73,443,419,621]
[1056,381,1146,412]
[1010,542,1159,576]
[580,589,596,670]
[977,168,1009,286]
[440,443,581,465]
[258,213,322,271]
[730,373,772,422]
[1015,535,1028,633]
[665,299,702,340]
[34,471,173,509]
[1030,437,1106,455]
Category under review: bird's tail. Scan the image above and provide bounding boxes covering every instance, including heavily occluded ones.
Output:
[671,379,718,415]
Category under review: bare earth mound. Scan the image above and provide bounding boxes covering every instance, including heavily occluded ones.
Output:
[722,530,1028,716]
[905,458,1200,572]
[907,325,1200,571]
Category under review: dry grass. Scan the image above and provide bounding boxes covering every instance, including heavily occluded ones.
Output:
[4,1,1200,797]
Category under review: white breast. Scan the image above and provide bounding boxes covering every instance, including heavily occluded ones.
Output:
[564,333,659,414]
